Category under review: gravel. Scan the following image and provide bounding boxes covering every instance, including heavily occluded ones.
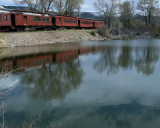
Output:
[3,30,105,47]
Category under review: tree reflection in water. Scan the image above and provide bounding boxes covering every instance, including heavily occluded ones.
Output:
[21,59,83,100]
[94,45,159,75]
[134,47,159,75]
[94,46,119,74]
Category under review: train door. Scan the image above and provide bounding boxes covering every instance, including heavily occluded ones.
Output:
[11,14,15,26]
[23,16,27,25]
[59,18,61,26]
[93,22,95,28]
[52,17,55,26]
[78,20,80,28]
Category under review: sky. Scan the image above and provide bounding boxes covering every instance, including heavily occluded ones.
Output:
[0,0,97,12]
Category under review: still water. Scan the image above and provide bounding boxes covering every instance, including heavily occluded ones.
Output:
[1,40,160,128]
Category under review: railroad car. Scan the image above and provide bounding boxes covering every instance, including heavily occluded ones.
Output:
[94,20,104,28]
[0,8,105,31]
[79,18,94,28]
[12,11,52,30]
[53,15,78,28]
[0,10,12,30]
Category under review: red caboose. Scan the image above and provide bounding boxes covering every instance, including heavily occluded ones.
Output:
[94,20,104,28]
[13,11,52,30]
[53,16,79,27]
[0,10,12,30]
[79,18,93,28]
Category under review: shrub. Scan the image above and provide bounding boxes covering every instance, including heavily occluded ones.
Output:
[97,26,108,37]
[90,31,96,36]
[153,26,160,36]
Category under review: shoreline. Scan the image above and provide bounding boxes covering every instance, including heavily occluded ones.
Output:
[0,30,106,48]
[0,29,159,48]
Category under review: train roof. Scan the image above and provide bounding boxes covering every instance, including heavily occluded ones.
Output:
[0,10,10,14]
[53,15,77,18]
[10,10,50,17]
[53,15,103,21]
[78,17,104,22]
[94,20,104,22]
[0,5,10,14]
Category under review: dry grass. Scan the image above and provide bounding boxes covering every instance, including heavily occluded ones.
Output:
[0,34,6,48]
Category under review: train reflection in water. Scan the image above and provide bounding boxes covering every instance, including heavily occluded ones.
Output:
[0,46,97,73]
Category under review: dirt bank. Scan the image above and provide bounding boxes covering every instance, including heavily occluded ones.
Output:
[0,30,105,47]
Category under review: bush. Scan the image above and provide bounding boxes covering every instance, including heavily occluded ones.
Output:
[90,31,96,36]
[97,26,108,37]
[153,26,160,36]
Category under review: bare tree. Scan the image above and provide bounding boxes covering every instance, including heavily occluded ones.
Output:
[94,0,119,28]
[0,61,18,128]
[65,0,83,16]
[39,0,53,12]
[119,1,135,29]
[53,0,83,16]
[14,0,53,12]
[52,0,67,15]
[137,0,159,25]
[22,111,42,128]
[154,7,160,26]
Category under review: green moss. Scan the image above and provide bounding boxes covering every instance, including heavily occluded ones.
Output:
[90,31,96,36]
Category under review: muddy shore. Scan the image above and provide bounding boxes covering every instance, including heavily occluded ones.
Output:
[0,30,106,48]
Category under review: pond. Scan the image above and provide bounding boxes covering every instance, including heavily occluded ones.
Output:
[0,39,160,128]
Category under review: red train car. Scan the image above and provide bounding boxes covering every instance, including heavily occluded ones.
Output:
[13,12,52,30]
[56,50,78,63]
[0,10,12,30]
[94,20,104,28]
[79,19,93,28]
[17,54,52,71]
[53,16,78,27]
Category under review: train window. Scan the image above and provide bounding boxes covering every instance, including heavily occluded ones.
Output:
[0,15,1,21]
[4,15,7,20]
[34,16,36,22]
[46,17,49,22]
[64,19,76,23]
[23,16,27,20]
[81,21,92,24]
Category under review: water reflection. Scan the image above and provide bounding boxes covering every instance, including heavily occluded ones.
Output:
[21,60,83,100]
[1,40,160,128]
[94,45,159,75]
[0,43,160,101]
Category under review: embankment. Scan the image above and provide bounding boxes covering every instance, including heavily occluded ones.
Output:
[0,30,105,48]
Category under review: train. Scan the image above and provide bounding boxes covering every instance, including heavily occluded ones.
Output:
[0,9,104,31]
